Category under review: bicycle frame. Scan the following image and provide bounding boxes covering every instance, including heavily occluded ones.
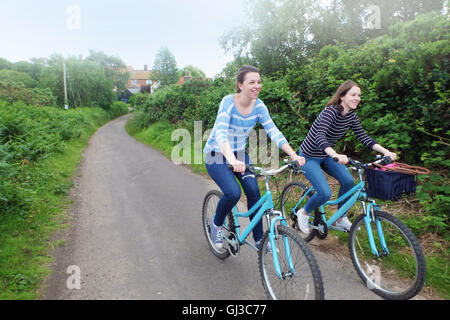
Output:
[292,178,389,258]
[230,178,295,278]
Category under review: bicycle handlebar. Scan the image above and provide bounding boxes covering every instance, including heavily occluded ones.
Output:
[333,155,392,171]
[227,160,302,177]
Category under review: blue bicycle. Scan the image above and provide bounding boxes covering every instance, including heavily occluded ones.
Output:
[202,162,324,300]
[280,156,426,300]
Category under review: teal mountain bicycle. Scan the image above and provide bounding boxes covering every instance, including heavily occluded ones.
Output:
[202,161,324,300]
[280,156,426,300]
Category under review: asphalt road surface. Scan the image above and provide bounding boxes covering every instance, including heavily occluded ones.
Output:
[44,115,385,300]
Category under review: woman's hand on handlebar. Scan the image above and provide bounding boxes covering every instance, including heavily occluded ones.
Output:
[290,154,306,166]
[333,153,348,165]
[230,159,246,174]
[384,151,397,162]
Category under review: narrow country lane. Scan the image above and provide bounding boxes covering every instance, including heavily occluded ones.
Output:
[44,115,381,300]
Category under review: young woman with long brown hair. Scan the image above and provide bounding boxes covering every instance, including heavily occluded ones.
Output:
[296,80,397,234]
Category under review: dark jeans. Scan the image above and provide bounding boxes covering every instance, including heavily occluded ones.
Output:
[299,150,354,215]
[205,151,263,242]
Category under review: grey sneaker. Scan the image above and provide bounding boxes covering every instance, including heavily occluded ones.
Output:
[210,221,224,249]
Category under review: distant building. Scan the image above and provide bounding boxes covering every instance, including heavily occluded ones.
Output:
[126,65,159,94]
[177,72,192,86]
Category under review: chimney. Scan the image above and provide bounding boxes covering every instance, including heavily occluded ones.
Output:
[144,65,148,71]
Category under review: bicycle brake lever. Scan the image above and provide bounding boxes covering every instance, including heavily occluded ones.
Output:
[288,161,301,174]
[380,156,392,165]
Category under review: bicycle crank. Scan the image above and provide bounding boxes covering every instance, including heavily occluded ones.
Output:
[313,219,328,240]
[225,232,240,256]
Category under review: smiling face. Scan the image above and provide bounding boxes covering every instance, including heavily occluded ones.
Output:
[340,85,361,112]
[238,72,262,99]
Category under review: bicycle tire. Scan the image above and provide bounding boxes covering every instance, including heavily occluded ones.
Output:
[202,190,231,260]
[280,182,316,242]
[258,225,325,300]
[348,211,426,300]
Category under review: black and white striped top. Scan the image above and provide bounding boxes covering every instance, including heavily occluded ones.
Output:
[300,105,377,158]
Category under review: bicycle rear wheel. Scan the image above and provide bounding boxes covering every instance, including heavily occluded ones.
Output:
[258,225,324,300]
[202,190,231,260]
[280,182,316,242]
[348,211,426,300]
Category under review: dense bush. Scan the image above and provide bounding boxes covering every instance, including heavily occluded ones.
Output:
[141,79,213,124]
[0,80,56,106]
[0,100,126,217]
[0,70,36,88]
[109,101,129,118]
[284,12,449,166]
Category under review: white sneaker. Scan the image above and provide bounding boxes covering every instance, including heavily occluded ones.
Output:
[296,208,311,234]
[335,216,352,231]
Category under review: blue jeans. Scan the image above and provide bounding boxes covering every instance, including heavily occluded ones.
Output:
[205,151,263,242]
[299,150,354,215]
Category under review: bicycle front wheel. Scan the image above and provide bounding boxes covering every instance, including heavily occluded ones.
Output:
[348,211,426,300]
[259,225,324,300]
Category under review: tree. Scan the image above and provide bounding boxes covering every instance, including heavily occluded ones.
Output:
[221,56,258,78]
[0,58,12,70]
[65,57,114,109]
[86,50,129,98]
[37,54,114,109]
[0,70,36,88]
[220,0,322,75]
[180,65,206,79]
[220,0,447,74]
[153,46,179,87]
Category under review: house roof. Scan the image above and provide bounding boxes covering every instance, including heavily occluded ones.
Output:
[123,66,159,81]
[130,70,153,80]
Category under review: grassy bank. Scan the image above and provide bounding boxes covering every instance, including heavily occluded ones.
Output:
[126,118,448,299]
[0,139,89,299]
[0,102,128,299]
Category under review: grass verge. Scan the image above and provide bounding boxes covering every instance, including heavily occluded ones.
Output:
[0,140,89,299]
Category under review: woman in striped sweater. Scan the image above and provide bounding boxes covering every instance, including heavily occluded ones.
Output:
[204,65,305,249]
[296,80,396,234]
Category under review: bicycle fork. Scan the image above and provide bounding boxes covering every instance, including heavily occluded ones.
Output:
[266,211,296,279]
[364,202,389,258]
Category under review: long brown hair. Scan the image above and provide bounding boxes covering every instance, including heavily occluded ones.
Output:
[236,65,259,93]
[326,80,360,111]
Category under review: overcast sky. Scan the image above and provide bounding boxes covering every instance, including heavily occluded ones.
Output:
[0,0,247,77]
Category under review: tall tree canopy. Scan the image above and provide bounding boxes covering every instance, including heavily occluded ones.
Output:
[153,46,179,87]
[220,0,446,75]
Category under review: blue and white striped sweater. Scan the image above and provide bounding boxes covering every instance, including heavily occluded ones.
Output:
[204,94,288,154]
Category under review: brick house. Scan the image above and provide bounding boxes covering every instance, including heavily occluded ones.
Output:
[126,65,159,94]
[177,72,192,86]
